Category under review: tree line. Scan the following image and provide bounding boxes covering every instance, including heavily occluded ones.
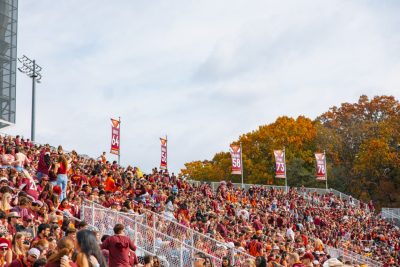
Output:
[180,95,400,208]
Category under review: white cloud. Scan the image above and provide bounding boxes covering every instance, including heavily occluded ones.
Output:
[5,0,400,173]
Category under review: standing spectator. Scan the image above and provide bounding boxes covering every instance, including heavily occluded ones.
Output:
[55,155,69,201]
[101,224,136,267]
[2,147,15,166]
[76,230,107,267]
[14,148,30,172]
[37,146,51,181]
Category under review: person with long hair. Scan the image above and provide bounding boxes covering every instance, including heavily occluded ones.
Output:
[0,192,12,213]
[45,237,77,267]
[11,233,29,260]
[221,256,232,267]
[255,256,267,267]
[76,229,107,267]
[55,155,69,201]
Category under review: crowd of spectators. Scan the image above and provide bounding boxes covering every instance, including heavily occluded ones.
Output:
[0,133,397,266]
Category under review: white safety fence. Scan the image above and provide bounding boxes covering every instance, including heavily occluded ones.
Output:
[381,208,400,226]
[81,201,255,267]
[187,180,361,207]
[326,246,383,267]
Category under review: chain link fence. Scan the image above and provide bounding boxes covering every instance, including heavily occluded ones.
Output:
[81,201,255,267]
[326,245,383,267]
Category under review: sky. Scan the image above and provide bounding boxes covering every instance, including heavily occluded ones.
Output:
[5,0,400,173]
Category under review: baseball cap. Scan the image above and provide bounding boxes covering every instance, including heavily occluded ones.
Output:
[23,214,33,221]
[0,177,8,183]
[7,212,21,218]
[0,238,10,249]
[28,248,40,259]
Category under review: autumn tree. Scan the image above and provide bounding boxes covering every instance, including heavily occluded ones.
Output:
[180,95,400,208]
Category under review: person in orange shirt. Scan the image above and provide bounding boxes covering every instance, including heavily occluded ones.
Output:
[104,173,116,192]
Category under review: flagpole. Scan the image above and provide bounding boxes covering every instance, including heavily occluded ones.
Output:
[166,134,168,170]
[324,150,328,190]
[240,142,244,189]
[284,146,287,193]
[118,116,121,166]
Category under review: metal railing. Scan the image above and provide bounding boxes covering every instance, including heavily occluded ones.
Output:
[381,208,400,226]
[187,180,361,207]
[326,245,383,267]
[81,200,254,267]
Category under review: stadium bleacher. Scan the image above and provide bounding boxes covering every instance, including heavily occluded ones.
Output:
[0,133,397,266]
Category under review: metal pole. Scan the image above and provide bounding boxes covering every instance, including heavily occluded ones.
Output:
[118,116,121,165]
[31,60,36,142]
[166,134,168,170]
[91,202,95,226]
[153,218,156,254]
[284,147,288,193]
[324,150,328,190]
[240,142,244,188]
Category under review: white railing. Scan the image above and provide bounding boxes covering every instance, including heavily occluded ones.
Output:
[326,246,383,267]
[187,180,361,207]
[381,208,400,226]
[81,200,254,267]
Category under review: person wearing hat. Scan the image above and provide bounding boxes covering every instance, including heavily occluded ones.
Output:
[9,247,40,267]
[7,212,21,236]
[0,237,12,266]
[16,214,35,238]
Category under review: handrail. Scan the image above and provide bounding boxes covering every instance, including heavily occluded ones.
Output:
[81,204,227,266]
[83,199,254,263]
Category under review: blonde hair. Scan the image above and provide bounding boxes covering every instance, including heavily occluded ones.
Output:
[12,233,27,257]
[0,192,12,211]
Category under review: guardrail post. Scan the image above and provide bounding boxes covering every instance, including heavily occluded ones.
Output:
[180,242,184,267]
[81,203,85,222]
[134,220,138,245]
[153,217,156,254]
[230,248,235,265]
[91,202,95,226]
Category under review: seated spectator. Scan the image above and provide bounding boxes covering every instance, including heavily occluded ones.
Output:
[45,237,77,267]
[9,248,40,267]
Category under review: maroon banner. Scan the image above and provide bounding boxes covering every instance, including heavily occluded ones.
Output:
[110,118,120,155]
[274,150,286,178]
[160,138,167,170]
[315,153,327,180]
[230,144,242,175]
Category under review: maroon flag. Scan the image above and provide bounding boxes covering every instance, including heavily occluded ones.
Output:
[274,150,286,178]
[315,152,327,180]
[110,118,120,155]
[230,144,242,175]
[160,138,167,170]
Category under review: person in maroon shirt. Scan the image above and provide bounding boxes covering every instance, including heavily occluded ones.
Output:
[9,248,40,267]
[101,224,137,267]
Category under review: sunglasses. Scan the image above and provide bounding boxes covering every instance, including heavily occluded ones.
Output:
[0,248,7,251]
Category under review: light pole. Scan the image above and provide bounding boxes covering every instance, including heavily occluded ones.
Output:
[18,55,43,142]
